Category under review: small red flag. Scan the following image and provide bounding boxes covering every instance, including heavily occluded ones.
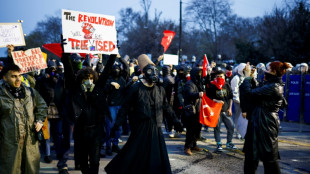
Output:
[161,30,175,53]
[42,43,90,58]
[202,54,209,77]
[199,93,223,127]
[42,43,63,58]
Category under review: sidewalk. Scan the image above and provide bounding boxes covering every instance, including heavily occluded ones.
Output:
[278,121,310,146]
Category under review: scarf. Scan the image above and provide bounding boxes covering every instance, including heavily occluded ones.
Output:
[211,77,225,90]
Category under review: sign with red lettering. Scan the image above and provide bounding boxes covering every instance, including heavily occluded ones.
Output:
[62,9,118,54]
[11,47,47,74]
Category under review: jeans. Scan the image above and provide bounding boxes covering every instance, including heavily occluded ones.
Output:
[105,106,122,148]
[55,119,72,170]
[214,111,235,143]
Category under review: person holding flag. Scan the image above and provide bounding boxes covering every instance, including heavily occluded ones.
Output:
[205,69,237,152]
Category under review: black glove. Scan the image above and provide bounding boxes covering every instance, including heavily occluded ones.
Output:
[174,121,183,133]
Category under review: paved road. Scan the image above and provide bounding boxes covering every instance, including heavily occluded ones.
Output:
[40,121,310,174]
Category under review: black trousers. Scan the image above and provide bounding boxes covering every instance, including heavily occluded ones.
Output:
[244,155,280,174]
[184,114,202,149]
[74,126,101,174]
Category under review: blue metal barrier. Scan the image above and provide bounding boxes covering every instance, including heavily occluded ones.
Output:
[286,75,301,122]
[304,75,310,124]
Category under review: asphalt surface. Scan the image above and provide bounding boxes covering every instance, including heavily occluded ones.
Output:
[39,121,310,174]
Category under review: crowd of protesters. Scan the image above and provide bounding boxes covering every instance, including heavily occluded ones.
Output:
[0,43,309,174]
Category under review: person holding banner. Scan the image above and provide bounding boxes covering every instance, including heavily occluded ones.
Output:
[105,54,183,174]
[241,62,291,174]
[205,69,236,152]
[61,46,117,173]
[0,64,48,174]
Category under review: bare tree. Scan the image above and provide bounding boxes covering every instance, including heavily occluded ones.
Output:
[186,0,232,57]
[140,0,152,26]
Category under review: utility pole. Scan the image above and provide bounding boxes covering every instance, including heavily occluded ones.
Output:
[179,0,182,62]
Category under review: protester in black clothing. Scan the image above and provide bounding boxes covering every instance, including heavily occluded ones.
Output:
[105,55,129,155]
[105,54,183,174]
[241,62,291,174]
[182,67,204,156]
[35,60,60,163]
[61,48,116,174]
[173,66,187,122]
[162,65,176,137]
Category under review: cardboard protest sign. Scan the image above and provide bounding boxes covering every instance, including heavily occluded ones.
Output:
[11,47,47,74]
[163,54,178,65]
[0,23,25,47]
[62,9,118,54]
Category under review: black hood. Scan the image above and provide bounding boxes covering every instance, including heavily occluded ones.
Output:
[162,65,171,77]
[190,67,202,84]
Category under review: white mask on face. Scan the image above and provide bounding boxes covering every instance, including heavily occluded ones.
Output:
[172,72,177,76]
[83,79,94,89]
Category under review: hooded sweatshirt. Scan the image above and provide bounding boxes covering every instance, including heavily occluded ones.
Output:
[230,63,246,103]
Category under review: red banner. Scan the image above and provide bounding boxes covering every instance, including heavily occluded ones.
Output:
[202,54,209,77]
[199,93,223,127]
[161,30,175,53]
[42,43,89,58]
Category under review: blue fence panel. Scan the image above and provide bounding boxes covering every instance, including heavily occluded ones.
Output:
[304,75,310,124]
[286,75,301,122]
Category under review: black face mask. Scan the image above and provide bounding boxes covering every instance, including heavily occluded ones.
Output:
[143,64,159,84]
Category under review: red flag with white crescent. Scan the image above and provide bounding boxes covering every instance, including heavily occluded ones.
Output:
[161,30,175,53]
[202,54,209,77]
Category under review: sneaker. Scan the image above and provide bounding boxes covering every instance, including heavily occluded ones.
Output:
[106,147,112,156]
[168,131,175,138]
[191,146,203,152]
[44,155,53,163]
[226,142,237,149]
[184,148,192,156]
[198,136,207,141]
[112,145,121,153]
[216,143,223,152]
[59,168,69,174]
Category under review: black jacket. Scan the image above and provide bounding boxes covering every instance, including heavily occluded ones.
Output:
[183,68,202,113]
[61,53,116,128]
[241,76,284,161]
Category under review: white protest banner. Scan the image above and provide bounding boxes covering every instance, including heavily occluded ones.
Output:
[11,47,47,74]
[163,54,179,65]
[62,9,118,54]
[0,23,25,47]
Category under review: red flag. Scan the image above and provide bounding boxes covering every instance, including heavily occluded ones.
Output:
[161,30,175,52]
[42,43,63,58]
[202,54,209,77]
[42,43,90,58]
[199,93,223,127]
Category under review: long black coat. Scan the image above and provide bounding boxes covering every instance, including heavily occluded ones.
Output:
[241,76,284,161]
[105,82,179,174]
